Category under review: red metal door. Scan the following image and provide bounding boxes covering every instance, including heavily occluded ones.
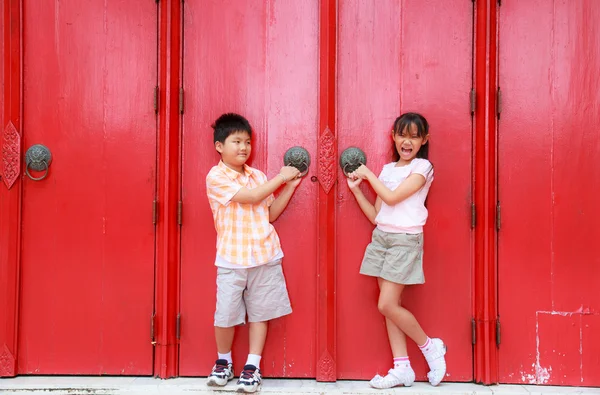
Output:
[17,0,157,374]
[179,1,319,377]
[498,1,600,386]
[336,0,474,381]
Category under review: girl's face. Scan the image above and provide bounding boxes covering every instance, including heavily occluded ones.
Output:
[393,123,429,164]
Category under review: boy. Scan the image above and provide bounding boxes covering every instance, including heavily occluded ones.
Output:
[205,113,301,393]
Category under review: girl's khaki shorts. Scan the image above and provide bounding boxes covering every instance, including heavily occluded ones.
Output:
[359,228,425,285]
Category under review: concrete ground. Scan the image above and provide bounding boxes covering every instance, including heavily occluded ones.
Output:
[1,377,599,395]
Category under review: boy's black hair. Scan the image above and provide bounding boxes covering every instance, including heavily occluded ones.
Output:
[392,112,430,161]
[212,113,253,144]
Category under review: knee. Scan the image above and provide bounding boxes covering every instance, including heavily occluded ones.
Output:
[377,300,394,316]
[378,295,403,317]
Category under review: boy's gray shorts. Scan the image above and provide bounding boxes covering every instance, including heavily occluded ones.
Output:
[359,228,425,285]
[214,259,292,327]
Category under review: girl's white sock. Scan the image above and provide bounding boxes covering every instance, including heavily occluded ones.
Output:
[393,356,411,369]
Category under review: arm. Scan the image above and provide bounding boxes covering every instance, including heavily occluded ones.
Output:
[269,178,302,222]
[347,178,382,225]
[352,165,426,206]
[231,166,300,205]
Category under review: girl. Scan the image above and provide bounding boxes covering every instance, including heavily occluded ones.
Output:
[347,112,446,388]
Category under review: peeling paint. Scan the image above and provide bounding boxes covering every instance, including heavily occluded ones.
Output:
[536,305,598,317]
[534,312,552,384]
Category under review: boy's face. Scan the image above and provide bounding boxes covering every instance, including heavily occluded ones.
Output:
[215,131,252,171]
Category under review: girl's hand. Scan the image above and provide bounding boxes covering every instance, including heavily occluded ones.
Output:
[353,164,374,180]
[346,176,362,189]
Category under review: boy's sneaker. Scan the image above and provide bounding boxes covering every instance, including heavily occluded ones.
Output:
[236,364,262,393]
[206,359,234,387]
[424,338,447,386]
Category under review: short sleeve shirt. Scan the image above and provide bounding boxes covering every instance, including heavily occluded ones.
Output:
[206,161,282,267]
[375,158,434,234]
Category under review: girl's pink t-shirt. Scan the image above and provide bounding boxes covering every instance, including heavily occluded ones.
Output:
[375,158,434,234]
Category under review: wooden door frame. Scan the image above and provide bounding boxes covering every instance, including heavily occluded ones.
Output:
[1,0,500,383]
[0,0,23,378]
[473,0,500,384]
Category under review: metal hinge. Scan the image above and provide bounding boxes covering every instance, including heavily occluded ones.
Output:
[152,200,158,225]
[177,201,183,225]
[179,88,184,114]
[496,87,502,119]
[176,313,181,340]
[496,202,501,230]
[471,203,476,228]
[153,86,159,113]
[496,318,501,346]
[151,313,156,345]
[470,89,476,114]
[472,318,476,345]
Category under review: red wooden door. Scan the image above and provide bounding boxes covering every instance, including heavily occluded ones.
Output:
[335,0,474,381]
[179,1,319,377]
[498,1,600,386]
[180,0,474,380]
[17,0,157,374]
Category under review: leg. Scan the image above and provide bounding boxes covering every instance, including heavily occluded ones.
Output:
[248,321,268,356]
[378,278,408,357]
[207,326,237,387]
[215,326,235,354]
[208,269,246,387]
[385,318,408,356]
[377,279,427,346]
[377,280,446,386]
[368,279,415,389]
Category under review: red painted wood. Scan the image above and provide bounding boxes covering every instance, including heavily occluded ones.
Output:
[498,0,600,386]
[315,0,337,382]
[336,0,474,381]
[179,0,319,377]
[17,0,156,374]
[0,0,22,377]
[154,0,181,379]
[473,0,499,385]
[536,313,582,386]
[582,315,600,386]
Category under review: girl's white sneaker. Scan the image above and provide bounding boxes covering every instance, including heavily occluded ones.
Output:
[424,338,447,386]
[369,367,415,389]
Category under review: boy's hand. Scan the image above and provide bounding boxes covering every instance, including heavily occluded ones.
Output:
[286,176,302,189]
[279,166,301,182]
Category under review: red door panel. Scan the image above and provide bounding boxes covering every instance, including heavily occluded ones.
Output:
[336,0,474,381]
[179,0,319,377]
[18,0,157,375]
[498,1,600,386]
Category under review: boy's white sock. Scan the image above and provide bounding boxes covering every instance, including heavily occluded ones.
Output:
[218,351,232,364]
[246,354,262,369]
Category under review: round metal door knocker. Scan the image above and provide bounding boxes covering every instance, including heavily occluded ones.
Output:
[340,147,366,176]
[25,144,52,181]
[283,146,311,176]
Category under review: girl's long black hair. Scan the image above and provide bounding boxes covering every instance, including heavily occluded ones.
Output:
[391,112,429,162]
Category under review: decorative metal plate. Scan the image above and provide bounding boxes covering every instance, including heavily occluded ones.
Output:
[339,147,366,175]
[25,144,52,172]
[283,146,311,175]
